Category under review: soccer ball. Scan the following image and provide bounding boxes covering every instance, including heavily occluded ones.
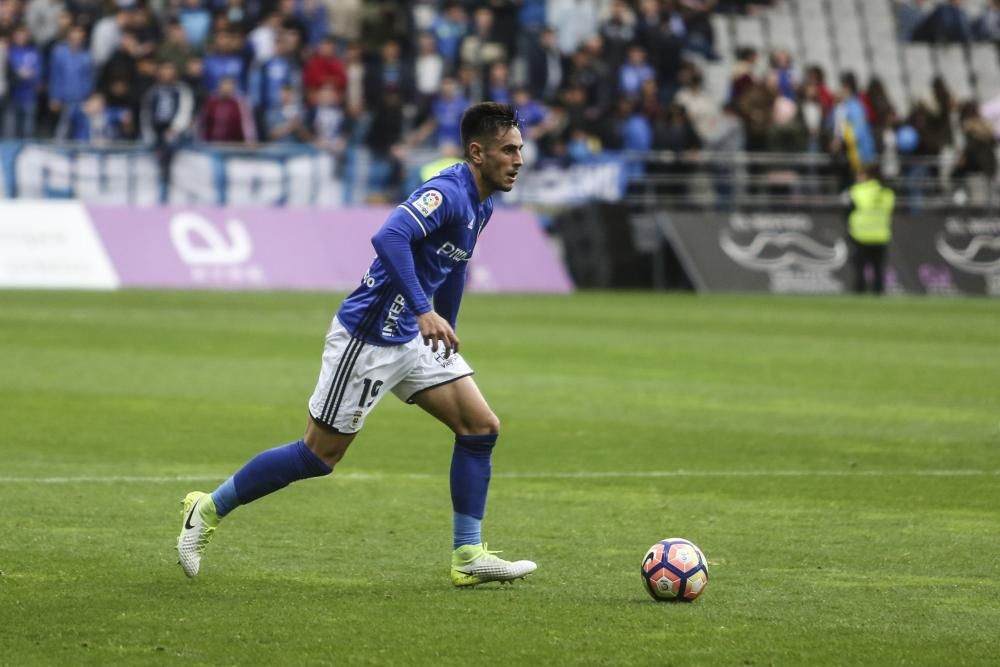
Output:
[641,538,709,602]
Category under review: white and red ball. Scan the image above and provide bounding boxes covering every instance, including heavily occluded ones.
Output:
[641,538,709,602]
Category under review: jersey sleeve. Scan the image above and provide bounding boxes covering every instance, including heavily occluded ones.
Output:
[395,181,457,238]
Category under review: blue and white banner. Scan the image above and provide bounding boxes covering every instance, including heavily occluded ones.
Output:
[0,142,349,206]
[0,142,628,207]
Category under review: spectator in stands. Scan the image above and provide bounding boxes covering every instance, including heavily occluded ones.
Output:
[203,31,246,96]
[913,0,973,43]
[952,100,998,202]
[25,0,62,50]
[525,26,564,103]
[511,86,547,141]
[680,0,719,60]
[675,68,720,144]
[303,36,347,106]
[485,61,512,104]
[364,87,406,202]
[973,0,1000,40]
[895,0,932,41]
[128,4,160,58]
[920,76,957,153]
[178,0,212,51]
[265,84,312,144]
[803,65,834,115]
[410,75,468,149]
[769,49,796,100]
[248,12,282,66]
[328,0,363,48]
[200,76,256,144]
[830,72,876,179]
[800,78,828,160]
[431,3,468,72]
[459,6,507,96]
[600,0,637,72]
[574,36,614,121]
[605,96,654,155]
[413,30,443,115]
[736,68,775,152]
[728,46,758,104]
[249,28,303,134]
[705,102,746,209]
[651,103,701,196]
[218,0,254,35]
[297,0,329,49]
[89,7,127,71]
[310,83,348,157]
[866,77,898,151]
[565,126,601,163]
[619,45,656,100]
[548,0,600,56]
[275,0,309,52]
[141,60,194,198]
[638,77,662,123]
[340,41,366,110]
[518,0,547,30]
[364,38,414,110]
[49,24,95,141]
[97,31,140,106]
[767,80,807,153]
[6,25,41,139]
[157,20,196,77]
[637,0,685,100]
[532,99,571,161]
[66,91,132,143]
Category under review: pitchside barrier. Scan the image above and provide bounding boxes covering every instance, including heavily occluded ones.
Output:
[555,204,1000,296]
[0,201,573,293]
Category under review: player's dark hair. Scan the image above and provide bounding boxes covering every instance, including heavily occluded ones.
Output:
[461,102,519,157]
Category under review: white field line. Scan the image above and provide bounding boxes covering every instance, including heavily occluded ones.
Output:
[0,470,998,484]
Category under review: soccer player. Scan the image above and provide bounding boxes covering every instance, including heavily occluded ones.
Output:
[177,102,536,587]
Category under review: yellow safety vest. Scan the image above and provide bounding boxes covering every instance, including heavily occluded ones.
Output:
[848,180,895,244]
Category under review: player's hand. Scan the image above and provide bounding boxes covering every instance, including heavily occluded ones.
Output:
[416,311,460,358]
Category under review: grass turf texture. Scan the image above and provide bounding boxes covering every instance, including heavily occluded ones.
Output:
[1,290,998,666]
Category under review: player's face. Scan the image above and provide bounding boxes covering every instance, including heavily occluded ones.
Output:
[478,126,524,194]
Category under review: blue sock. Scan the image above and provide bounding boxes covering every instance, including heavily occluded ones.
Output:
[450,433,496,549]
[210,440,331,517]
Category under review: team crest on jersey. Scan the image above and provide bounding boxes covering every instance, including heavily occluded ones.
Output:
[413,190,443,217]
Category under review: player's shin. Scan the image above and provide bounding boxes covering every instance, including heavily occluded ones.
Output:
[210,439,332,517]
[450,433,497,549]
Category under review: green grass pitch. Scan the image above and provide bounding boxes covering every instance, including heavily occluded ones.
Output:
[1,290,998,665]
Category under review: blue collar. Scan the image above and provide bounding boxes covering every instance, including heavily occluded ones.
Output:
[458,162,484,207]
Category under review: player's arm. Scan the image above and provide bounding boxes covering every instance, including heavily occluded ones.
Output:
[371,208,460,355]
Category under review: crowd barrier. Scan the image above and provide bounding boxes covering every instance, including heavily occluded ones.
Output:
[659,211,1000,296]
[0,201,573,293]
[0,141,626,207]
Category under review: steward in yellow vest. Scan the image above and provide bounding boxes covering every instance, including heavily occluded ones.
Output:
[846,164,895,294]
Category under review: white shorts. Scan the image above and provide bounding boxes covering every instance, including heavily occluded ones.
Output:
[307,317,474,433]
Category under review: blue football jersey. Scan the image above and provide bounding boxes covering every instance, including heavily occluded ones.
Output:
[337,162,494,345]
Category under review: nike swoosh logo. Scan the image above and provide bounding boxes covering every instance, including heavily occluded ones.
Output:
[184,502,198,530]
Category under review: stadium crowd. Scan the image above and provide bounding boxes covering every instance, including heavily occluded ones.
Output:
[0,0,997,200]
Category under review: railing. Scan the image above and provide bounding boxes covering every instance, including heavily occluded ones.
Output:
[1,140,996,213]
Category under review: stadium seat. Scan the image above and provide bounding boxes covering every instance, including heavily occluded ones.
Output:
[711,13,733,59]
[970,44,1000,99]
[765,12,800,57]
[937,45,974,100]
[733,15,767,52]
[902,44,936,102]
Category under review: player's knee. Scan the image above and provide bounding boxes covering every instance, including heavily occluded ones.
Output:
[463,412,500,436]
[304,419,354,467]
